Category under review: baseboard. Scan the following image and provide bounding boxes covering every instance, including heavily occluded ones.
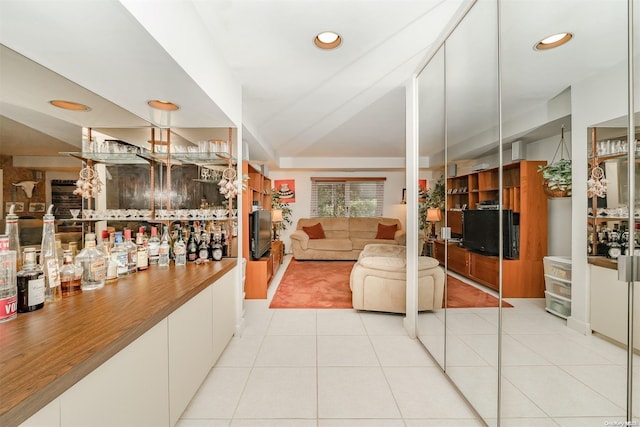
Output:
[567,316,591,335]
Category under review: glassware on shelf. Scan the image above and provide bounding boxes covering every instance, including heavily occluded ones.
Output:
[69,209,80,219]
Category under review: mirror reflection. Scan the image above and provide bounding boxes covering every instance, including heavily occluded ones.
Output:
[417,46,446,369]
[417,0,640,424]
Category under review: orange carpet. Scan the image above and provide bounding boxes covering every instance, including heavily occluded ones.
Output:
[269,259,356,309]
[269,259,511,309]
[446,274,512,308]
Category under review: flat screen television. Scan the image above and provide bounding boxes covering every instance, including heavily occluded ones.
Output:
[250,210,272,260]
[462,209,519,259]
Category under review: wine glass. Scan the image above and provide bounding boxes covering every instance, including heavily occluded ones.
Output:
[69,209,80,219]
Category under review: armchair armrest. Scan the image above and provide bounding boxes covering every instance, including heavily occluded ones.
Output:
[289,230,310,250]
[394,230,406,245]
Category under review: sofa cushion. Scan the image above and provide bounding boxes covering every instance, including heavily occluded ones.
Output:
[302,222,326,239]
[298,217,350,239]
[375,223,397,239]
[307,238,353,251]
[360,256,406,271]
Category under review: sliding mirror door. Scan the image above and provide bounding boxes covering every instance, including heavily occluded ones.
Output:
[500,0,634,424]
[416,46,446,369]
[443,0,501,424]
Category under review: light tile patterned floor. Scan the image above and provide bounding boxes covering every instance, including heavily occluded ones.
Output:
[178,256,482,426]
[178,256,640,426]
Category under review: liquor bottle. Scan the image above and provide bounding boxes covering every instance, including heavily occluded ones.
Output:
[0,235,17,322]
[221,228,228,257]
[211,232,223,261]
[123,229,138,275]
[198,235,209,262]
[60,249,81,297]
[173,229,187,266]
[187,226,198,262]
[136,231,149,271]
[17,247,45,313]
[99,229,118,282]
[40,206,62,302]
[147,226,160,265]
[112,232,129,277]
[76,233,106,290]
[158,226,171,267]
[5,204,21,271]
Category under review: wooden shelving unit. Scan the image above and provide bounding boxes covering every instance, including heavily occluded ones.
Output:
[242,161,283,299]
[439,160,548,297]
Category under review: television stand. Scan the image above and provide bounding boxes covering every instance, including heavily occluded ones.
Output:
[245,240,284,299]
[433,240,543,297]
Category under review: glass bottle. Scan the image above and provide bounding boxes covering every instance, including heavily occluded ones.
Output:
[187,226,198,262]
[198,234,209,262]
[40,206,61,302]
[147,226,160,265]
[123,229,137,275]
[136,231,149,271]
[60,249,81,297]
[17,247,45,313]
[5,204,21,271]
[0,235,18,322]
[99,229,118,282]
[158,226,171,267]
[112,232,129,277]
[173,228,187,266]
[76,233,106,290]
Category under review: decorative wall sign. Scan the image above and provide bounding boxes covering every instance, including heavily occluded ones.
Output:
[275,179,296,203]
[5,202,24,213]
[29,202,46,213]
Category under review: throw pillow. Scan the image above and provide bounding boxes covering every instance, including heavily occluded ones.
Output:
[303,223,326,239]
[376,223,397,240]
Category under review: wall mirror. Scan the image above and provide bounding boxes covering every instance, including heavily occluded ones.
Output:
[416,45,446,369]
[416,0,639,424]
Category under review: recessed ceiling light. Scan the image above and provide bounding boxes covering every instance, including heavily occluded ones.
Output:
[314,31,342,50]
[147,100,180,111]
[534,32,573,50]
[49,100,91,111]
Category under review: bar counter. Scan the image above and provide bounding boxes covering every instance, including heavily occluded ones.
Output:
[0,259,236,427]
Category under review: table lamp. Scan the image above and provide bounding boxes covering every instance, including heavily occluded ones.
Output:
[271,209,283,240]
[426,208,441,239]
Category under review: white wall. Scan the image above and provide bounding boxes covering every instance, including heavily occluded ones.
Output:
[526,133,572,257]
[267,169,437,253]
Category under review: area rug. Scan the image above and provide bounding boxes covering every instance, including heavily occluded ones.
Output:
[446,275,512,308]
[269,259,512,309]
[269,259,356,309]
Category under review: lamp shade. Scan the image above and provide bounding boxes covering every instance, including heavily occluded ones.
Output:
[426,208,442,222]
[271,209,283,222]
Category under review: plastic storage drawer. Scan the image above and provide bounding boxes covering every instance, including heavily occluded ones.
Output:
[544,274,571,298]
[545,291,571,319]
[543,256,572,281]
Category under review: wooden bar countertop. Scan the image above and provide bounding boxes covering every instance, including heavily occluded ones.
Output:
[0,259,236,427]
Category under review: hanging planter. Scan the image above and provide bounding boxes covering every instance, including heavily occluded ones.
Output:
[538,126,571,198]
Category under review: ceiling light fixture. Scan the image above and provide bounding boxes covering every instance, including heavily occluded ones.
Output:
[314,31,342,50]
[49,100,91,111]
[147,100,180,111]
[534,32,573,50]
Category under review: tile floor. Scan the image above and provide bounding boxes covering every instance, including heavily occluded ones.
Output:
[178,257,639,426]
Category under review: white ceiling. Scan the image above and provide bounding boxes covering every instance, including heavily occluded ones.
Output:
[0,0,632,171]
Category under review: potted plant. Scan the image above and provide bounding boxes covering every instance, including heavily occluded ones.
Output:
[420,176,445,235]
[271,190,293,235]
[538,158,572,197]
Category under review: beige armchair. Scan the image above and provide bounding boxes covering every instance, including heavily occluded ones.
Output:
[350,244,444,314]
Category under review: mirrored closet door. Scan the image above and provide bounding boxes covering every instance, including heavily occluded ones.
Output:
[415,0,640,425]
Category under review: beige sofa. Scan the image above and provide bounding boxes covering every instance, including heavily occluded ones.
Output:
[350,244,444,313]
[290,217,405,260]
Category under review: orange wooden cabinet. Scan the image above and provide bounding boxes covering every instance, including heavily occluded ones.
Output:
[242,161,285,299]
[437,160,548,298]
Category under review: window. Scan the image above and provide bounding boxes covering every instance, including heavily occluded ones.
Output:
[310,178,386,217]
